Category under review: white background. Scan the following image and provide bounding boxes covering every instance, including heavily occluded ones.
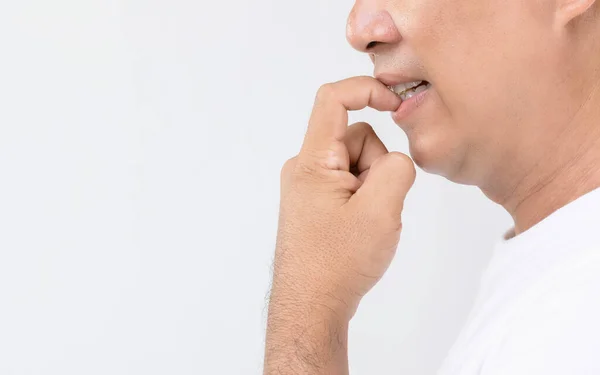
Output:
[0,1,511,374]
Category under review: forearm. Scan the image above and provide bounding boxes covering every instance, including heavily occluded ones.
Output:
[263,297,350,375]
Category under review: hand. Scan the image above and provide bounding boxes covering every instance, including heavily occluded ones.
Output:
[264,76,416,374]
[271,76,416,320]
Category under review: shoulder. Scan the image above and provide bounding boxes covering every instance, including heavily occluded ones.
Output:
[482,247,600,375]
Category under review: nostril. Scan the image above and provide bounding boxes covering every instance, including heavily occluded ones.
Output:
[366,41,378,50]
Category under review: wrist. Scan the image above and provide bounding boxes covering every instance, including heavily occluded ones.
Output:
[269,271,359,322]
[271,245,363,319]
[267,294,352,328]
[265,296,350,375]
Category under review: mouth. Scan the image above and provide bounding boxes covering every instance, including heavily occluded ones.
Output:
[376,73,433,122]
[387,80,432,101]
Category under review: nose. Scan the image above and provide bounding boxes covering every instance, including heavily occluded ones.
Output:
[346,2,401,54]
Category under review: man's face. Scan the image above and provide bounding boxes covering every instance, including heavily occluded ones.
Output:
[347,0,587,186]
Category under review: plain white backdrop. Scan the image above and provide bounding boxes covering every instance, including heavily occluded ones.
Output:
[0,1,512,374]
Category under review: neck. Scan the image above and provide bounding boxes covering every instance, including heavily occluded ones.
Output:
[503,146,600,237]
[483,79,600,237]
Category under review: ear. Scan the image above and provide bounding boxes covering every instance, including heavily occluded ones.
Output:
[555,0,597,27]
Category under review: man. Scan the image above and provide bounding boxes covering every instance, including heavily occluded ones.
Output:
[263,0,600,373]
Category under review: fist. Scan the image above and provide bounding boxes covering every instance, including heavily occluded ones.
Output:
[272,76,416,319]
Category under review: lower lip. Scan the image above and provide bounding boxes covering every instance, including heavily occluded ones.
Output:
[392,87,431,123]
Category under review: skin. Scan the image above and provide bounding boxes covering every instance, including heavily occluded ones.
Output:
[264,0,600,373]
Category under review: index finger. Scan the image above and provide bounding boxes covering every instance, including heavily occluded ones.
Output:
[301,76,401,154]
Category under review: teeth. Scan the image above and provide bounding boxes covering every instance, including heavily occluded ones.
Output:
[391,81,423,94]
[388,81,431,101]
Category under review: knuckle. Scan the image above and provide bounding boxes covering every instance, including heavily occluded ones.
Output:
[352,75,376,89]
[295,159,319,179]
[316,83,336,102]
[280,156,299,182]
[357,121,374,135]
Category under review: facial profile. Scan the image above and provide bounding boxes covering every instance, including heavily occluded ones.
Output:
[346,0,600,191]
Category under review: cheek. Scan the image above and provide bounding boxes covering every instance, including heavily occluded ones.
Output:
[407,0,548,137]
[405,0,540,111]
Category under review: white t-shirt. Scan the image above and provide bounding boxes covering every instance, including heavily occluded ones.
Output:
[437,187,600,375]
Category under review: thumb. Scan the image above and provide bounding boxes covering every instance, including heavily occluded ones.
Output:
[354,152,416,218]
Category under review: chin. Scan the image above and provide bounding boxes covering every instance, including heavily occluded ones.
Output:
[407,129,469,183]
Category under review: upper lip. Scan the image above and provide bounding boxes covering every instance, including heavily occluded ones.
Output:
[375,72,427,88]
